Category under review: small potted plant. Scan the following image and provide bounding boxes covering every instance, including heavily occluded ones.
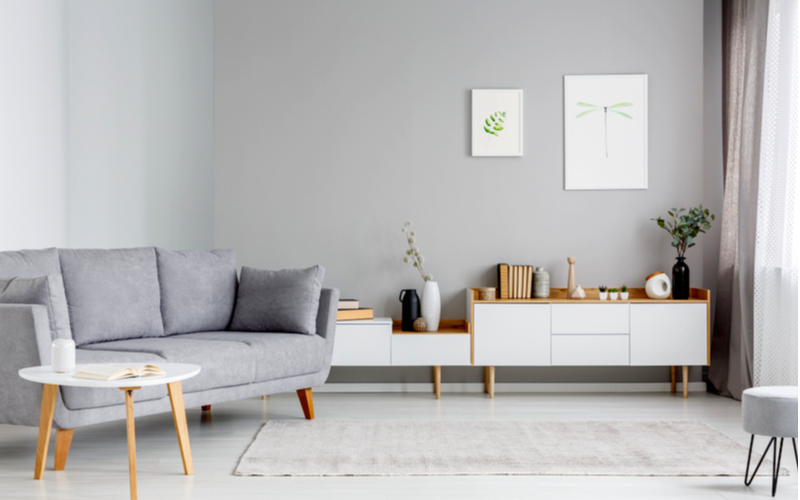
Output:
[598,286,608,300]
[609,288,619,300]
[620,285,629,300]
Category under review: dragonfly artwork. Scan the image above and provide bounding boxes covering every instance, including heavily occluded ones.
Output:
[575,102,633,158]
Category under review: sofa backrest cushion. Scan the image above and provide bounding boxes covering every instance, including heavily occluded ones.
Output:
[231,265,325,335]
[0,275,72,340]
[59,248,164,346]
[156,248,238,335]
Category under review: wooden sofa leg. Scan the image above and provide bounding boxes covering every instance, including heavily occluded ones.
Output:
[201,405,211,412]
[297,388,314,420]
[54,429,74,471]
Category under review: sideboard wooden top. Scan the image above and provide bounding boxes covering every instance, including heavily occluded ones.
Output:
[468,287,710,304]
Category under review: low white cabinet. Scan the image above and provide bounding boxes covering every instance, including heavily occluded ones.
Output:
[468,288,711,398]
[331,318,470,398]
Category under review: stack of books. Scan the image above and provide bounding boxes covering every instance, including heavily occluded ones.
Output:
[496,263,534,299]
[336,298,374,321]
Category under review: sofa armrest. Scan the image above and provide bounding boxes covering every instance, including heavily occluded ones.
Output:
[0,304,55,426]
[315,288,340,369]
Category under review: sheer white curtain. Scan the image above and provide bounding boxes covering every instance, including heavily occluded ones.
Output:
[753,0,798,387]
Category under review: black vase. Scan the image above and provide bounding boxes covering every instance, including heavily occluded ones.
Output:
[399,289,420,331]
[672,257,690,300]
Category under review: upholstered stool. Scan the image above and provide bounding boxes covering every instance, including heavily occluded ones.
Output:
[742,386,798,496]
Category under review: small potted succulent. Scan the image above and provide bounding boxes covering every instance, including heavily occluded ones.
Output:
[620,285,629,300]
[598,286,608,300]
[609,288,619,300]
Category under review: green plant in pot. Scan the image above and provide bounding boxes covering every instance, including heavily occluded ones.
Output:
[608,288,619,300]
[620,284,629,300]
[598,285,608,300]
[652,205,715,300]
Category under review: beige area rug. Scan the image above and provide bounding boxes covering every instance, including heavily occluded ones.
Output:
[235,420,788,477]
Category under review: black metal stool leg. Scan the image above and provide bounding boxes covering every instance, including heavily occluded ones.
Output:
[792,438,797,467]
[771,438,783,497]
[745,435,776,486]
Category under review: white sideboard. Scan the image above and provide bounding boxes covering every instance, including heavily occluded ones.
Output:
[330,288,710,399]
[331,317,470,398]
[467,287,711,398]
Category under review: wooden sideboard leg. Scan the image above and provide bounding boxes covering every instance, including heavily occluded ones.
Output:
[201,405,211,412]
[261,395,267,399]
[484,367,490,394]
[297,388,314,420]
[433,366,441,399]
[488,366,495,399]
[682,366,689,399]
[167,381,193,475]
[34,384,58,479]
[54,428,74,471]
[671,366,677,394]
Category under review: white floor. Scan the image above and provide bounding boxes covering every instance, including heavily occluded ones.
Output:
[0,391,796,499]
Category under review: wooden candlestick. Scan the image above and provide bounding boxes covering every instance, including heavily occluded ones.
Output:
[567,257,577,299]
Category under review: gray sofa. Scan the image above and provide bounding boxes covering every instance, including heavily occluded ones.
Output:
[0,247,339,432]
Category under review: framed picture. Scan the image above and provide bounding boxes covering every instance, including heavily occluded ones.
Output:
[471,89,523,157]
[564,74,648,190]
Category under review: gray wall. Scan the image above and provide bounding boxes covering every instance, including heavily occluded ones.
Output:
[68,0,214,250]
[213,0,713,384]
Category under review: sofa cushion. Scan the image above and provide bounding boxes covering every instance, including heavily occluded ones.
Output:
[0,248,62,278]
[59,248,164,346]
[0,275,72,340]
[156,248,237,335]
[81,337,255,393]
[0,248,72,340]
[231,265,325,335]
[178,331,326,382]
[62,349,168,410]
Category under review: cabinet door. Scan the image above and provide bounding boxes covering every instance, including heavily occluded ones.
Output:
[551,304,629,334]
[331,323,391,366]
[473,304,550,366]
[630,304,708,366]
[551,335,630,366]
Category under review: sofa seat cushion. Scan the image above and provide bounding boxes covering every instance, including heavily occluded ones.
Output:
[156,248,238,335]
[81,338,256,393]
[178,331,326,382]
[63,349,168,410]
[59,248,164,346]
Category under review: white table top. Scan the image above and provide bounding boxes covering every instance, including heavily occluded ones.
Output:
[19,363,201,388]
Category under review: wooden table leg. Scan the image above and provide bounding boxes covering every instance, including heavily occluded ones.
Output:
[54,428,74,471]
[671,366,676,394]
[487,366,495,399]
[34,384,58,479]
[484,367,490,394]
[121,387,141,500]
[433,366,441,399]
[682,366,689,399]
[167,381,193,475]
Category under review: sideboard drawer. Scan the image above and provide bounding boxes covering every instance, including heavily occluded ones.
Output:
[391,334,471,366]
[551,304,630,334]
[551,334,630,365]
[331,322,391,366]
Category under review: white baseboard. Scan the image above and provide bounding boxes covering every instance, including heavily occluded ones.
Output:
[316,382,707,393]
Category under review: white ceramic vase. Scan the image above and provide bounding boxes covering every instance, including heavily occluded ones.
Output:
[645,272,672,299]
[620,292,630,300]
[610,292,619,300]
[598,292,608,300]
[421,281,441,332]
[51,338,75,373]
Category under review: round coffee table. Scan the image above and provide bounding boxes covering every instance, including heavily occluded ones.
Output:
[19,363,201,500]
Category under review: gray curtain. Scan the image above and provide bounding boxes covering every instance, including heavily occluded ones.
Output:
[708,0,769,400]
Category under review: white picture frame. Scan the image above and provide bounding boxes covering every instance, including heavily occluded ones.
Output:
[471,89,523,157]
[564,74,648,190]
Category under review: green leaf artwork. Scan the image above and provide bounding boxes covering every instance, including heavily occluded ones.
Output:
[575,102,633,158]
[483,111,506,137]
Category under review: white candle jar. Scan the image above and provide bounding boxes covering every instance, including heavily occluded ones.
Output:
[51,338,76,373]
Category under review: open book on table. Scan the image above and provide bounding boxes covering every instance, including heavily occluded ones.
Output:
[72,363,166,381]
